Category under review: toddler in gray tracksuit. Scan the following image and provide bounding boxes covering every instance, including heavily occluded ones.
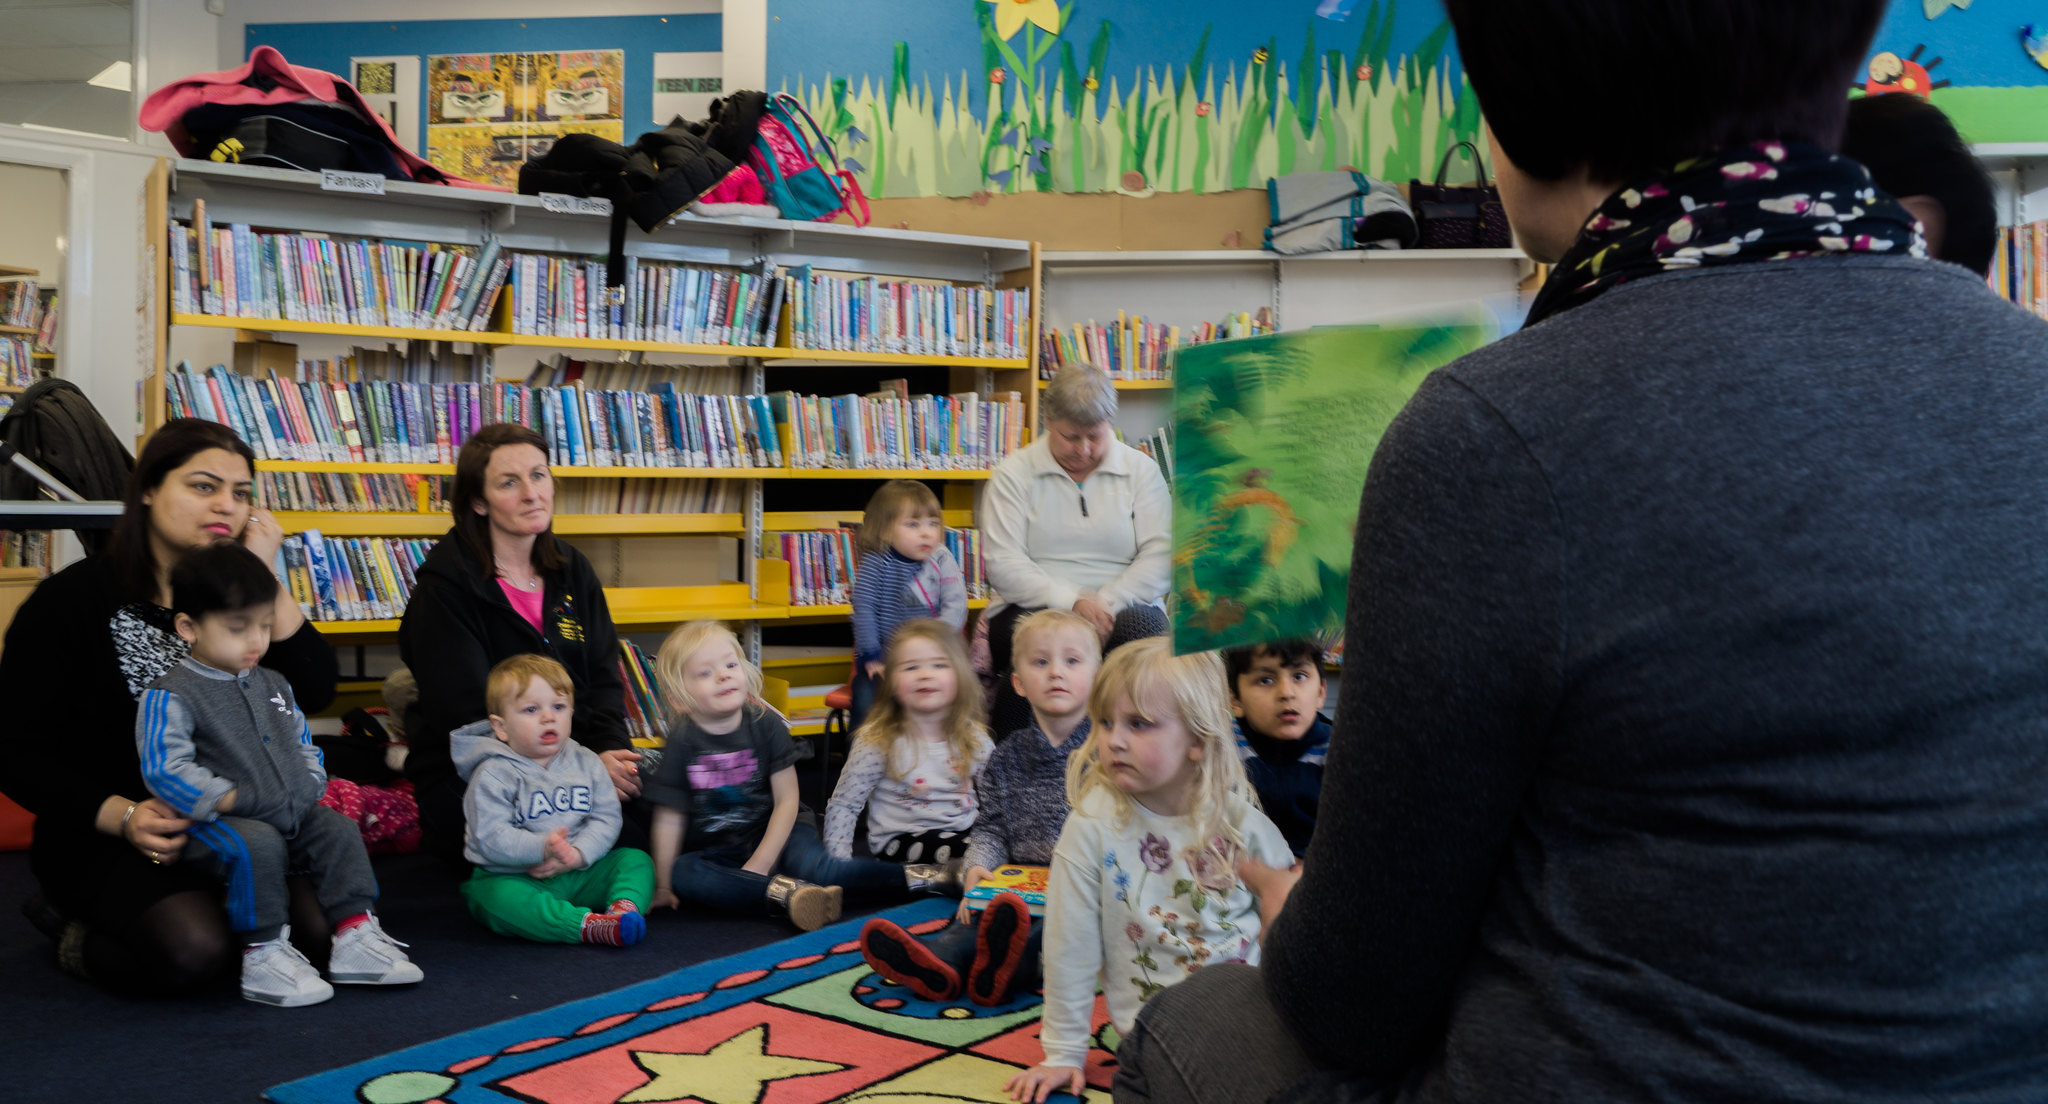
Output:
[137,544,421,1007]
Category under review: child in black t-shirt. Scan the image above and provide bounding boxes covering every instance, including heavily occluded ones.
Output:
[647,621,958,931]
[1225,639,1331,857]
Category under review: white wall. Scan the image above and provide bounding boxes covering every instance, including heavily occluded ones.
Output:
[0,163,67,288]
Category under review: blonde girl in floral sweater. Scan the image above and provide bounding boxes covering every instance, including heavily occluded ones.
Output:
[1005,637,1291,1103]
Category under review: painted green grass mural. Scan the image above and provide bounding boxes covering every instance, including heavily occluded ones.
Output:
[779,0,1485,198]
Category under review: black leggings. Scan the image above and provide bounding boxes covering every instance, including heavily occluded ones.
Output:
[37,831,332,996]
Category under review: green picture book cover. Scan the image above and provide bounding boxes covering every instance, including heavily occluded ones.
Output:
[1172,319,1495,654]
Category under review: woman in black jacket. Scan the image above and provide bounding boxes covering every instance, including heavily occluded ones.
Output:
[399,423,635,860]
[0,419,338,993]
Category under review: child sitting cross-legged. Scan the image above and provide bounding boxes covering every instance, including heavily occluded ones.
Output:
[859,608,1101,1006]
[1224,638,1330,858]
[647,621,968,932]
[1005,637,1293,1103]
[825,619,992,873]
[137,544,422,1007]
[454,654,654,947]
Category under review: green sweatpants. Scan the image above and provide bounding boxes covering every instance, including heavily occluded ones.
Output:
[461,848,655,944]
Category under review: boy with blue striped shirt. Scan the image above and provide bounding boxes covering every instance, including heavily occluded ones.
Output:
[137,544,420,1006]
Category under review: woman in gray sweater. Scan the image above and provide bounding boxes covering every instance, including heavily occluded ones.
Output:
[1109,2,2048,1102]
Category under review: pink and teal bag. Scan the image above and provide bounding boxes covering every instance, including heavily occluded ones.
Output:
[749,93,870,226]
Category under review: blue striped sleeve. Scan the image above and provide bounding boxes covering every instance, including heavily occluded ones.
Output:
[135,688,233,820]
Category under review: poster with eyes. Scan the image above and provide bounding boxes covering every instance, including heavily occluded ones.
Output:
[426,50,624,189]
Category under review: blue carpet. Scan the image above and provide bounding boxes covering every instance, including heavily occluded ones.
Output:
[265,898,1117,1104]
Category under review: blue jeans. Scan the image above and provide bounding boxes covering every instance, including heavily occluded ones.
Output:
[850,666,878,733]
[669,821,909,913]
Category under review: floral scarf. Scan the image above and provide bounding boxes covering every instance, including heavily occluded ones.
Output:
[1524,139,1926,327]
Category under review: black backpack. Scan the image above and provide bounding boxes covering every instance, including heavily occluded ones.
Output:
[0,379,134,552]
[518,122,739,294]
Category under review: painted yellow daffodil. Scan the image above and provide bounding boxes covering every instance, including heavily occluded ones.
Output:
[983,0,1061,40]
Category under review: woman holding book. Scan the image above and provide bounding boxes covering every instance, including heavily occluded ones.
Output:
[0,418,339,994]
[398,423,638,862]
[1113,1,2048,1102]
[981,364,1170,739]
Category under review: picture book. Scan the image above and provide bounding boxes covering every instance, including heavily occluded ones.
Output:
[1172,317,1495,654]
[963,864,1050,916]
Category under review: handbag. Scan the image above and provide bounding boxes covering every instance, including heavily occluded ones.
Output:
[1410,141,1512,249]
[750,93,871,227]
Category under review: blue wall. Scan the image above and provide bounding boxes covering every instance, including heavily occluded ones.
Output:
[1870,0,2048,88]
[246,15,721,139]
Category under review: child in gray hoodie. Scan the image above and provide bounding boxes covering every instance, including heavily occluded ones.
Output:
[455,654,654,946]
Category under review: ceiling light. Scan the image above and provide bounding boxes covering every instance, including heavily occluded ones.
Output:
[87,61,131,92]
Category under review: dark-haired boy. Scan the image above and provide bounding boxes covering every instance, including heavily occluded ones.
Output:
[1842,93,1998,278]
[137,543,421,1006]
[1224,640,1329,857]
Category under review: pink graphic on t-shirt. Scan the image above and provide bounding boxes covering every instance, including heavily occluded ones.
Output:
[688,750,758,789]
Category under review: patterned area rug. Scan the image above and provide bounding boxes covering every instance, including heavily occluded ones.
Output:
[265,899,1118,1104]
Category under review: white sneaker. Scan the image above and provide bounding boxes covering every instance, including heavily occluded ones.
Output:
[328,914,424,986]
[243,926,334,1007]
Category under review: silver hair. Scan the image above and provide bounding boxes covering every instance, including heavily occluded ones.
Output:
[1040,363,1119,429]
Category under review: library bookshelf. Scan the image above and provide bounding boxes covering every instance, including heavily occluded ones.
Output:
[140,157,1041,669]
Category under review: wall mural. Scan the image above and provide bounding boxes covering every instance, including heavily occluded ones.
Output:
[772,0,1480,198]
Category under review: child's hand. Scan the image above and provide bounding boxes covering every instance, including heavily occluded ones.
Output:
[1237,856,1303,942]
[1004,1063,1085,1103]
[741,854,777,876]
[864,660,885,679]
[954,865,992,923]
[525,855,571,879]
[546,827,582,868]
[217,788,239,814]
[652,887,679,911]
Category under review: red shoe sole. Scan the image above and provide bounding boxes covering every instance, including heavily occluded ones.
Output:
[859,917,961,1002]
[967,891,1032,1007]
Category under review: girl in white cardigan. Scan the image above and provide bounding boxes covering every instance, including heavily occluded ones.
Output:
[1006,637,1291,1103]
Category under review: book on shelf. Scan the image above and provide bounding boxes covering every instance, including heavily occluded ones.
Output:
[774,390,1024,470]
[766,526,988,607]
[0,338,39,387]
[963,864,1049,915]
[553,478,746,514]
[169,219,509,332]
[256,471,447,514]
[618,640,676,750]
[784,266,1027,358]
[509,256,788,348]
[1130,425,1175,487]
[0,529,51,570]
[282,529,436,622]
[1040,308,1276,380]
[1993,220,2048,317]
[32,293,56,353]
[0,279,44,332]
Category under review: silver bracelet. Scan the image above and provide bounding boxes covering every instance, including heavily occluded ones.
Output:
[119,800,139,841]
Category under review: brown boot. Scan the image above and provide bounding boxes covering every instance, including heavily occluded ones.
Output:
[765,874,843,932]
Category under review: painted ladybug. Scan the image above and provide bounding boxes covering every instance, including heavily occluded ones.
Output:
[1863,44,1950,99]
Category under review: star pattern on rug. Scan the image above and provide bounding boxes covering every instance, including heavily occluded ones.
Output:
[621,1023,848,1104]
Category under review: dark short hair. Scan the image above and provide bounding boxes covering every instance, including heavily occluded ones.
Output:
[169,542,278,619]
[1445,0,1888,183]
[450,423,562,578]
[1223,639,1324,691]
[1842,93,1998,278]
[109,419,257,603]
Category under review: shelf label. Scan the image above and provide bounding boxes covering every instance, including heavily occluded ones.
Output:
[320,169,387,196]
[539,192,614,216]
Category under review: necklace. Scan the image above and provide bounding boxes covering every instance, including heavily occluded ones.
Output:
[496,561,541,591]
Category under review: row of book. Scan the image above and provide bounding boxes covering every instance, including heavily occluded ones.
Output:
[618,640,678,747]
[1,280,45,334]
[779,390,1024,471]
[0,338,39,387]
[556,478,748,515]
[508,256,787,349]
[171,359,1022,471]
[0,529,50,570]
[280,531,434,622]
[1129,424,1177,487]
[298,346,485,386]
[1040,308,1276,380]
[767,526,989,607]
[171,212,506,332]
[786,267,1028,359]
[1993,220,2048,318]
[257,471,447,514]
